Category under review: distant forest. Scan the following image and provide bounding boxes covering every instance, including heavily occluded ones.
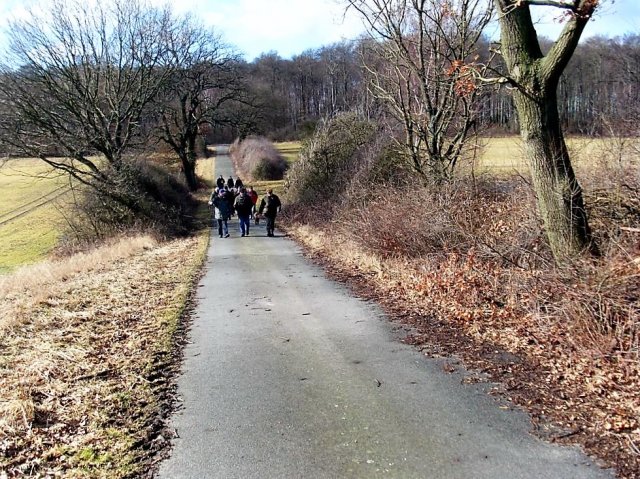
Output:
[212,34,640,142]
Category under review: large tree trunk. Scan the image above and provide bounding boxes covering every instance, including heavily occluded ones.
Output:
[181,151,198,191]
[494,0,599,262]
[513,86,596,259]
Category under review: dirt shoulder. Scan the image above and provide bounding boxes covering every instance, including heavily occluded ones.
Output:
[0,233,208,478]
[284,223,639,479]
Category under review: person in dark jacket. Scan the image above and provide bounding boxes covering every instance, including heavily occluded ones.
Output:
[209,189,231,238]
[227,176,234,189]
[216,175,225,190]
[224,186,235,217]
[234,187,253,237]
[234,177,244,189]
[258,189,282,237]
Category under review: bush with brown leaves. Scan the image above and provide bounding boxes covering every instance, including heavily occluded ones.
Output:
[230,136,288,181]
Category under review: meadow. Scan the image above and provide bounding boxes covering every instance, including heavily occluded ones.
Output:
[1,136,636,274]
[0,159,71,273]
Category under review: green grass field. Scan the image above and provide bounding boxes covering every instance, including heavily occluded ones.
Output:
[0,159,70,274]
[275,136,640,176]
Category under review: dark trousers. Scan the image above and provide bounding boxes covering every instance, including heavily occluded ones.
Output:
[217,219,228,237]
[266,215,276,236]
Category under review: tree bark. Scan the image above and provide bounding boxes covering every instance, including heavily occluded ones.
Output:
[183,135,199,191]
[494,0,599,261]
[513,86,595,258]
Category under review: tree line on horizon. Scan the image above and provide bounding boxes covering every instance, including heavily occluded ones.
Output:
[237,33,640,141]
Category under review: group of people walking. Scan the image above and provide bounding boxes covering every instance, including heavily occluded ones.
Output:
[209,176,282,238]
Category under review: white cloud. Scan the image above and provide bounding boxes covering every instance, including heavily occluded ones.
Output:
[198,0,365,59]
[1,0,638,61]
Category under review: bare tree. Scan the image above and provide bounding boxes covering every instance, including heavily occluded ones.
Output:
[492,0,602,260]
[347,0,493,182]
[0,0,175,197]
[157,15,245,190]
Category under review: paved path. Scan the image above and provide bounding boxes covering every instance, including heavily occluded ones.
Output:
[158,147,612,478]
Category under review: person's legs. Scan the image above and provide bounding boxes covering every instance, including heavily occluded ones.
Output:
[223,220,229,237]
[239,215,249,236]
[266,216,275,236]
[217,219,223,237]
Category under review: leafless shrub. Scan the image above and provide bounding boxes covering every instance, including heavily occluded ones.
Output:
[285,113,385,207]
[325,175,546,266]
[230,136,287,180]
[548,254,640,361]
[59,159,196,248]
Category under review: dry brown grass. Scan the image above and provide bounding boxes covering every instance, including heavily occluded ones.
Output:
[0,232,208,478]
[0,236,158,333]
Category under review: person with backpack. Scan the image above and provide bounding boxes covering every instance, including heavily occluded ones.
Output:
[210,189,231,238]
[234,187,253,237]
[258,189,282,237]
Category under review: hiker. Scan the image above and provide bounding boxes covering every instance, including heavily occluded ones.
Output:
[227,176,234,189]
[234,177,244,189]
[234,187,253,237]
[258,188,282,237]
[216,175,225,190]
[210,189,231,238]
[223,186,235,217]
[247,186,259,222]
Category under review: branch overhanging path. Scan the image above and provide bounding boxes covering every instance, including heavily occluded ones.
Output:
[158,147,613,478]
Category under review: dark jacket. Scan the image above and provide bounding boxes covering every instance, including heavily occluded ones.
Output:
[258,193,282,218]
[212,194,231,220]
[234,192,253,217]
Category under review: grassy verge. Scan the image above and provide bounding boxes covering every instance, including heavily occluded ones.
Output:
[0,156,214,477]
[0,231,209,478]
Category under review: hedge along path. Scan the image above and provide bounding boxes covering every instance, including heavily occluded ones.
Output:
[0,233,209,478]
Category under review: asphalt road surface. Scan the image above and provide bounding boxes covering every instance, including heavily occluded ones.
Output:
[158,147,612,478]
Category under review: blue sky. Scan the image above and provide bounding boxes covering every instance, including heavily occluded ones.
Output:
[0,0,638,61]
